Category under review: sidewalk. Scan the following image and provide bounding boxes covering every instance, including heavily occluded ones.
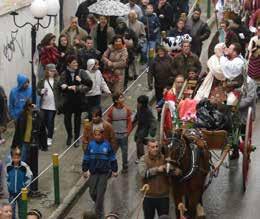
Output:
[1,64,152,218]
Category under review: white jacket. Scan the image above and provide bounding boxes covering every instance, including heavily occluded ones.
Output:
[220,55,244,80]
[85,69,111,96]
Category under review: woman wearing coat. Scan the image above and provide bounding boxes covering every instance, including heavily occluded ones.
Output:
[57,34,76,74]
[102,35,128,93]
[58,55,92,147]
[37,64,59,146]
[37,33,60,79]
[90,16,115,54]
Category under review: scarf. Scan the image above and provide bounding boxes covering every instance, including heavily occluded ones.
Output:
[97,24,108,54]
[67,67,76,81]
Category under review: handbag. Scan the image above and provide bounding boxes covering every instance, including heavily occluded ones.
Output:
[102,69,120,84]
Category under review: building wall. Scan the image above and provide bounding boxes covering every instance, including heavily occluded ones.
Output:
[0,0,84,96]
[0,6,59,96]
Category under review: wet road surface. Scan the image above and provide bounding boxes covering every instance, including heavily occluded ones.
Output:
[67,104,260,219]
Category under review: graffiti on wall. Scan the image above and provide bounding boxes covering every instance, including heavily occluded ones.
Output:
[3,29,25,62]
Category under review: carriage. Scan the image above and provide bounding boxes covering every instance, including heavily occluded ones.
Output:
[160,101,254,188]
[157,79,254,218]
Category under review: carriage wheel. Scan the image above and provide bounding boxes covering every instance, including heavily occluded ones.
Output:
[159,103,173,145]
[243,107,253,192]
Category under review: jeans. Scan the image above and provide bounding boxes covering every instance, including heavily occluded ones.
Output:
[86,95,101,120]
[9,194,22,219]
[89,173,109,219]
[143,197,169,219]
[41,109,56,138]
[141,40,156,63]
[64,111,81,140]
[116,137,128,169]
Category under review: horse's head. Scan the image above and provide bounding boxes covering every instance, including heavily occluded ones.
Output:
[165,128,186,177]
[165,128,208,182]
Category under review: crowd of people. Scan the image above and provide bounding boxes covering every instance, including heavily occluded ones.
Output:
[0,0,260,218]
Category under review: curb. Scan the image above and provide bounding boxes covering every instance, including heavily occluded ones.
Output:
[48,177,89,219]
[47,89,155,219]
[48,14,215,219]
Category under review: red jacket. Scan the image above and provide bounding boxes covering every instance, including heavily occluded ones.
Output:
[40,46,60,65]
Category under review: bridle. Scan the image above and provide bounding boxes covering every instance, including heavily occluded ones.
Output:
[165,129,208,182]
[166,135,186,168]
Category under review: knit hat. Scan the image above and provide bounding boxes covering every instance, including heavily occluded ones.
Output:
[87,59,96,71]
[45,63,56,71]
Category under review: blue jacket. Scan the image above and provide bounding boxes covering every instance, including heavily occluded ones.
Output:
[6,161,32,195]
[141,13,160,41]
[82,140,118,174]
[9,74,32,120]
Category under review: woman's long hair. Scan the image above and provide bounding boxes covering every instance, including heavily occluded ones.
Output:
[40,33,56,47]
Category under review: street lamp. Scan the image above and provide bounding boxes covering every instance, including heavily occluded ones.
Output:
[10,0,60,194]
[10,0,60,104]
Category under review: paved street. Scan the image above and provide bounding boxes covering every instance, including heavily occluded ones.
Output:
[66,14,260,219]
[66,103,260,219]
[3,1,259,218]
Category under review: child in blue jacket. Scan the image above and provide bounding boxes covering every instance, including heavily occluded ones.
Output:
[82,128,118,219]
[6,148,32,219]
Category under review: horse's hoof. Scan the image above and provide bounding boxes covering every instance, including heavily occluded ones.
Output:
[196,204,206,219]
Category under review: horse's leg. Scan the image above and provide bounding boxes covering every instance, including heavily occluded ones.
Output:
[189,180,206,219]
[172,185,183,218]
[187,184,206,219]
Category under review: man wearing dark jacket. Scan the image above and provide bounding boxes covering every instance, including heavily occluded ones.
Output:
[12,100,47,193]
[185,7,211,57]
[155,0,174,31]
[172,40,202,78]
[149,45,176,101]
[230,17,252,57]
[78,36,101,70]
[134,95,157,163]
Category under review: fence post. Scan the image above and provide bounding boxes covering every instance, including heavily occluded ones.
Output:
[20,188,28,219]
[207,0,211,18]
[52,153,60,205]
